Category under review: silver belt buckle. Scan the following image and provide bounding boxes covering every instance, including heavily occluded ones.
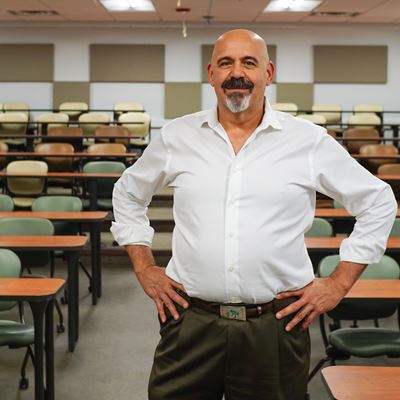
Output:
[220,305,246,321]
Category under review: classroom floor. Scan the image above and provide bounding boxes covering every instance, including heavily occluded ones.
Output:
[0,247,399,400]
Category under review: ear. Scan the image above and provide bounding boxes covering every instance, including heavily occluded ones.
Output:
[207,63,215,87]
[265,61,275,87]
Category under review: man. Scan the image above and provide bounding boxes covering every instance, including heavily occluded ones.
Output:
[111,29,396,400]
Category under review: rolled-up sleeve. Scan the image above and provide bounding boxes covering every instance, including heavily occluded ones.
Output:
[311,131,397,264]
[110,132,170,247]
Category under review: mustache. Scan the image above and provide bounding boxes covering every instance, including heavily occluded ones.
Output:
[221,77,254,90]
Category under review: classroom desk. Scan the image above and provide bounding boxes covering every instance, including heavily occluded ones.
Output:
[0,211,108,305]
[0,151,138,160]
[345,279,400,301]
[0,278,65,400]
[0,235,87,352]
[0,171,121,210]
[305,236,400,253]
[321,366,400,400]
[352,154,400,159]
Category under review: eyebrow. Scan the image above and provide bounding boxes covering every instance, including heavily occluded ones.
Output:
[217,56,259,64]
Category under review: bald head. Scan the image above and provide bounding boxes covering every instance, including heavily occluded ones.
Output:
[211,29,270,66]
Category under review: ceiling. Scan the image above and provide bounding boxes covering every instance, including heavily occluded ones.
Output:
[0,0,399,25]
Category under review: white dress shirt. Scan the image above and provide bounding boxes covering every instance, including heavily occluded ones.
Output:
[111,100,397,304]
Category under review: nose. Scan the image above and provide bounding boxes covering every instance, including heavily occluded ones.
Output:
[230,60,245,78]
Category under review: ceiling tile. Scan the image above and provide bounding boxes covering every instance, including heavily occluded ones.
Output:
[256,11,309,22]
[315,0,385,13]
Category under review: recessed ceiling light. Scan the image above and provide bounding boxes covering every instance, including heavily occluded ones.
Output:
[264,0,321,13]
[100,0,155,12]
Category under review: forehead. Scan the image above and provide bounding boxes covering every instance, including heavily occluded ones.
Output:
[213,35,266,62]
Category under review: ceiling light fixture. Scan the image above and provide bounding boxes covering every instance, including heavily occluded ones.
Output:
[176,0,191,39]
[264,0,321,13]
[100,0,155,12]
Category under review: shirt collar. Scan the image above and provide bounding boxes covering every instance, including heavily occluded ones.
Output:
[201,97,283,131]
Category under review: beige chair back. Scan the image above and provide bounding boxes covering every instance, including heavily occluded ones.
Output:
[271,103,298,115]
[344,128,380,154]
[59,102,88,119]
[0,112,28,144]
[114,102,144,119]
[34,142,74,172]
[348,113,381,127]
[88,143,126,154]
[312,104,341,124]
[353,104,383,114]
[359,144,398,173]
[378,163,400,200]
[0,142,8,170]
[3,102,29,119]
[36,112,69,135]
[95,126,130,145]
[118,112,150,146]
[297,114,326,124]
[79,112,110,136]
[6,160,48,207]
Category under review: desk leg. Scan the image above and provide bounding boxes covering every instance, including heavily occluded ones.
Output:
[29,301,48,400]
[67,251,79,352]
[90,223,100,305]
[45,300,55,400]
[89,179,98,211]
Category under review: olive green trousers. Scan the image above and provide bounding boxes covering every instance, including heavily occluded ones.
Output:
[148,304,310,400]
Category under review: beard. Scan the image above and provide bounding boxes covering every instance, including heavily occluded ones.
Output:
[221,77,254,113]
[225,92,251,113]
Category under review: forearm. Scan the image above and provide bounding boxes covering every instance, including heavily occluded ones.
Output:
[125,244,156,275]
[329,260,367,294]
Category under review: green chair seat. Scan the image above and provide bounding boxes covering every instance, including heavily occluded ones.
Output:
[97,199,113,210]
[0,321,34,346]
[330,328,400,357]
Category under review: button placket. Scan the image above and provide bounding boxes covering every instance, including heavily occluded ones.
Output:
[224,162,242,302]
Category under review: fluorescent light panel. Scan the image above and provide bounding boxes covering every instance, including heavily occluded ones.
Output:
[100,0,155,12]
[264,0,321,13]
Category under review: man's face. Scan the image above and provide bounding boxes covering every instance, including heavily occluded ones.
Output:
[208,31,274,114]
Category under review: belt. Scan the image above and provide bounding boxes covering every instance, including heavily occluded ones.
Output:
[186,294,298,322]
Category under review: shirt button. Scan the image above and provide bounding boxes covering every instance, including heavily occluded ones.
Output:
[228,266,235,272]
[228,232,234,238]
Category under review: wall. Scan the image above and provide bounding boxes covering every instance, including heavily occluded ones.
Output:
[0,24,399,125]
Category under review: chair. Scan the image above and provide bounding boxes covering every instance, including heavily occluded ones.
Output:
[0,112,28,146]
[305,218,333,271]
[113,102,144,120]
[6,160,48,208]
[297,114,326,124]
[47,127,83,151]
[79,112,110,138]
[308,254,400,381]
[36,112,69,135]
[377,164,400,200]
[353,104,383,117]
[34,142,75,172]
[333,199,345,209]
[312,104,342,124]
[95,126,130,146]
[390,218,400,237]
[87,143,127,154]
[82,161,126,210]
[118,112,151,149]
[305,218,333,237]
[58,101,88,120]
[271,103,298,115]
[0,249,34,390]
[343,128,380,154]
[3,102,29,120]
[359,144,398,173]
[0,218,64,332]
[0,141,8,170]
[348,113,381,128]
[0,194,14,211]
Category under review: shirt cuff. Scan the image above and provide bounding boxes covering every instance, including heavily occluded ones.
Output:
[339,237,386,265]
[110,222,155,247]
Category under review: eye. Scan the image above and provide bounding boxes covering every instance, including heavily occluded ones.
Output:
[218,60,231,67]
[244,60,256,67]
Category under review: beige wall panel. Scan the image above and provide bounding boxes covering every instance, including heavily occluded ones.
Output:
[314,45,387,83]
[53,82,90,108]
[276,83,314,110]
[201,44,277,83]
[0,44,53,82]
[90,44,164,82]
[165,82,201,119]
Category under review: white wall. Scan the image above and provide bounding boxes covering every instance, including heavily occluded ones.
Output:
[0,24,399,123]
